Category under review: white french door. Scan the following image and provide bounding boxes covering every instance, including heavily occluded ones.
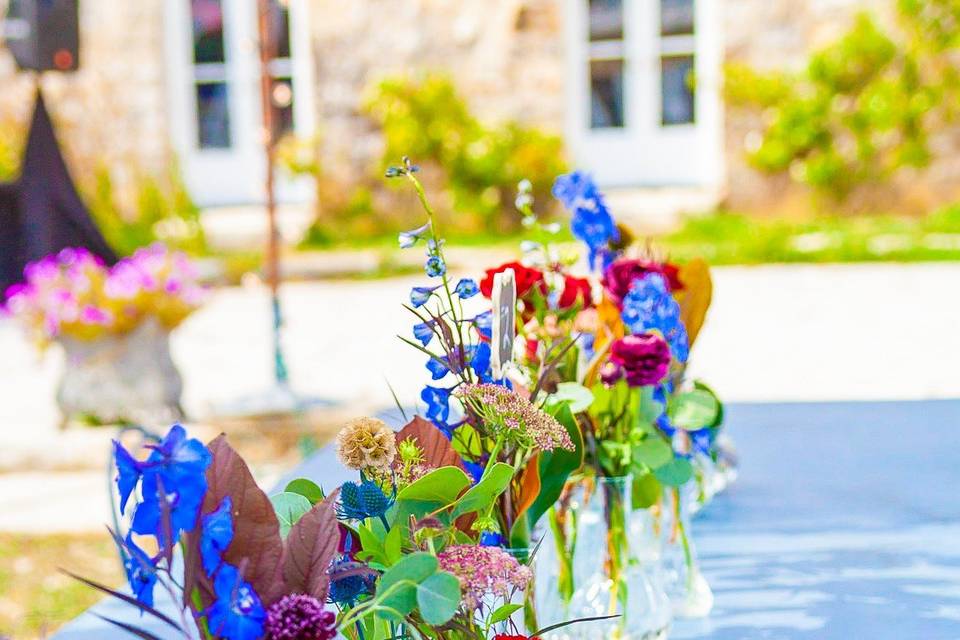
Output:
[565,0,723,188]
[165,0,314,206]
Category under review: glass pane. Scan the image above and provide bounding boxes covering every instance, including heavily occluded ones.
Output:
[270,0,292,59]
[196,82,232,148]
[661,55,695,125]
[590,59,625,128]
[589,0,623,41]
[661,0,695,36]
[271,78,295,139]
[192,0,225,64]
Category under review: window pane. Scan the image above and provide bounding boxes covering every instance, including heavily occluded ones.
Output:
[590,59,625,128]
[271,78,295,139]
[589,0,623,41]
[192,0,225,64]
[661,0,694,36]
[270,0,291,59]
[196,82,232,148]
[661,55,695,125]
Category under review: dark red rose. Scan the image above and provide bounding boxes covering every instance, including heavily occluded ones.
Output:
[609,333,671,387]
[558,275,593,310]
[602,259,684,306]
[480,261,546,300]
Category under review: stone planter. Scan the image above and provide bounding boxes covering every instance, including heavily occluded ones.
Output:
[56,319,184,426]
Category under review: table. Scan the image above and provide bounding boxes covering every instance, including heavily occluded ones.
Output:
[55,400,960,639]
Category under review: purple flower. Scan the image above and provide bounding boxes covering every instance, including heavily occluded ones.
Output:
[265,594,337,640]
[201,497,234,577]
[608,334,671,387]
[206,564,266,640]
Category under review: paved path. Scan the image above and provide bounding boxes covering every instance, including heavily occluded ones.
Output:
[2,263,960,532]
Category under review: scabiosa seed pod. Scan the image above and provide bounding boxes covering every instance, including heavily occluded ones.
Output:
[335,417,396,471]
[264,594,336,640]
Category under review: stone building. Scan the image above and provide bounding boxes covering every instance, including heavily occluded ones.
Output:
[1,0,955,225]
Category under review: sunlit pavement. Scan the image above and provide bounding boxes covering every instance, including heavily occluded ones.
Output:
[2,263,960,532]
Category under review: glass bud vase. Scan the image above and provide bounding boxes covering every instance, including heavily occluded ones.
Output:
[659,487,714,618]
[489,547,538,636]
[550,476,671,640]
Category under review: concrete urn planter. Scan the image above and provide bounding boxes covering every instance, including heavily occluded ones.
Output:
[56,319,184,426]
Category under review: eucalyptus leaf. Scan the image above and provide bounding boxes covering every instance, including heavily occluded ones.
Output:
[638,385,665,424]
[632,437,674,470]
[546,382,595,414]
[376,552,438,620]
[416,571,461,625]
[668,389,719,431]
[631,471,662,509]
[653,457,694,487]
[284,478,324,505]
[270,492,312,538]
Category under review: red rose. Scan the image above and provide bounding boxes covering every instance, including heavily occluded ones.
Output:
[558,275,593,310]
[602,259,684,307]
[480,262,546,300]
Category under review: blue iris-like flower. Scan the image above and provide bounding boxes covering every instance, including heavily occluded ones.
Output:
[454,278,479,299]
[113,442,141,515]
[200,497,234,577]
[426,356,449,380]
[472,310,493,340]
[410,286,439,308]
[479,532,503,546]
[462,460,485,484]
[622,273,689,363]
[413,321,435,346]
[337,480,395,521]
[421,386,451,426]
[425,255,446,278]
[206,564,266,640]
[398,223,430,249]
[122,534,158,607]
[470,342,492,380]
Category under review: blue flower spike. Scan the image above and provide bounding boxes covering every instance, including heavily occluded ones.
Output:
[206,564,266,640]
[200,497,234,577]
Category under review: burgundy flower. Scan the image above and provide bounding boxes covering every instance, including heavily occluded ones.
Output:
[608,334,671,387]
[602,259,683,307]
[264,594,337,640]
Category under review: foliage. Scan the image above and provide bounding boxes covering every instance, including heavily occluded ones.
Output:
[661,206,960,264]
[725,2,960,199]
[364,74,567,232]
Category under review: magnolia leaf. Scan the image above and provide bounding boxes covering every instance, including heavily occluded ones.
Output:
[513,455,541,523]
[489,603,524,625]
[677,258,713,348]
[395,415,464,469]
[451,462,513,518]
[284,478,324,505]
[653,457,694,487]
[416,571,461,625]
[525,404,584,529]
[668,389,719,431]
[397,466,471,507]
[271,492,312,538]
[376,552,438,620]
[282,489,340,602]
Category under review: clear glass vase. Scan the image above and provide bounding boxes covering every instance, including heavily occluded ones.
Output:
[659,487,714,618]
[541,476,671,640]
[489,547,538,636]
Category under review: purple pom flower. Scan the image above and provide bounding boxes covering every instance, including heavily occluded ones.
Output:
[265,594,337,640]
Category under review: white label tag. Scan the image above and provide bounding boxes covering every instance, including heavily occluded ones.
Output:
[490,268,517,380]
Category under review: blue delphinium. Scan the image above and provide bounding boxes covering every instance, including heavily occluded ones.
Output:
[206,564,267,640]
[200,497,234,577]
[621,273,689,363]
[410,285,440,308]
[413,321,435,346]
[421,386,451,426]
[552,171,619,270]
[121,534,159,607]
[470,342,492,380]
[425,255,446,278]
[471,310,493,340]
[426,356,450,380]
[398,222,430,249]
[337,480,394,522]
[454,278,479,299]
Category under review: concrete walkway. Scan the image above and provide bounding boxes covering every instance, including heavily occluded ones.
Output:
[2,263,959,532]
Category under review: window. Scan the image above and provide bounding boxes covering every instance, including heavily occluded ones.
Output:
[267,0,295,140]
[659,0,695,126]
[588,0,625,129]
[191,0,231,148]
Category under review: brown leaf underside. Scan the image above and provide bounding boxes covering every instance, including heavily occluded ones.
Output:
[395,416,464,470]
[282,489,341,602]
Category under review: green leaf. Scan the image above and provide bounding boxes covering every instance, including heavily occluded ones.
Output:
[396,466,471,509]
[270,492,312,538]
[668,389,719,431]
[416,571,461,625]
[451,462,514,518]
[653,457,694,487]
[631,471,662,508]
[284,478,324,505]
[489,603,524,625]
[526,403,584,529]
[357,523,386,566]
[384,524,402,567]
[638,385,665,424]
[632,437,674,470]
[376,552,438,620]
[546,382,595,414]
[694,380,724,428]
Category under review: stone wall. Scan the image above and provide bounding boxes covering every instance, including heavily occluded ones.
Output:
[721,0,960,214]
[0,0,170,201]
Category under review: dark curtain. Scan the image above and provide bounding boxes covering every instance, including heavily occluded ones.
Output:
[0,89,117,298]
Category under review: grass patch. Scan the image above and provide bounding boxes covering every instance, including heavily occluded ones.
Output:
[0,533,122,639]
[659,205,960,264]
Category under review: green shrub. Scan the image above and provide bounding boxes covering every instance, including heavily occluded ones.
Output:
[725,1,960,200]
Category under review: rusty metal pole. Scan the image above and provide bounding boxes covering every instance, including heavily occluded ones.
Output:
[256,0,288,384]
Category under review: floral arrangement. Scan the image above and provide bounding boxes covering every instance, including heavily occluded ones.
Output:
[3,243,205,347]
